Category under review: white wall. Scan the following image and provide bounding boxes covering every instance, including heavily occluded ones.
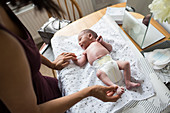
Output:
[126,0,153,16]
[159,22,170,33]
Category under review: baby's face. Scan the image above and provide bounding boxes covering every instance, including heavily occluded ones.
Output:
[78,32,91,50]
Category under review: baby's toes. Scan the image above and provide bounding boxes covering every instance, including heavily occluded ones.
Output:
[116,87,124,95]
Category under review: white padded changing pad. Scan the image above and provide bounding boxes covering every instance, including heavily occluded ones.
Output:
[51,15,169,113]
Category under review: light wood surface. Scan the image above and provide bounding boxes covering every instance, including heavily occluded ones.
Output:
[54,2,170,52]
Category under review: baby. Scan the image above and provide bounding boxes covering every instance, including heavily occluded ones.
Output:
[73,29,140,95]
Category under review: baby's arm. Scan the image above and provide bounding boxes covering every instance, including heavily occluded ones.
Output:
[72,52,87,67]
[96,36,112,52]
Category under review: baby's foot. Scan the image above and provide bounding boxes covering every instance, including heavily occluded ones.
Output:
[116,86,125,95]
[126,82,141,90]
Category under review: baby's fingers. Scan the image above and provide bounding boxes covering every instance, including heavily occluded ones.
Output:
[96,36,102,42]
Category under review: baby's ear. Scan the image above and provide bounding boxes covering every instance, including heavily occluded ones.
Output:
[88,33,93,39]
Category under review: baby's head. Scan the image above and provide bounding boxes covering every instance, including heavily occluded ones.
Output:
[78,29,98,50]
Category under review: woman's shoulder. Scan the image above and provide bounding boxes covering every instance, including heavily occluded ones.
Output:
[0,29,26,61]
[0,29,22,47]
[0,29,30,78]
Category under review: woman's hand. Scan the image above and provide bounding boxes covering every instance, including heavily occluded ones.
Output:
[52,53,77,70]
[89,85,121,102]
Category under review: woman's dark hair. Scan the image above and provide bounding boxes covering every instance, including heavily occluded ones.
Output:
[0,0,63,18]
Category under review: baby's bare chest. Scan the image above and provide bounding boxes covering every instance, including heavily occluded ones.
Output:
[86,43,109,64]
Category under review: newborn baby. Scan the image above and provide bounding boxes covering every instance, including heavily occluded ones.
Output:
[73,29,140,95]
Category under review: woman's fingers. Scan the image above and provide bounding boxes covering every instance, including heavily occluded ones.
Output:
[52,52,76,70]
[107,94,121,102]
[61,53,77,60]
[62,52,76,57]
[105,85,118,92]
[90,85,122,102]
[107,91,116,96]
[61,61,70,67]
[105,86,117,96]
[62,54,77,60]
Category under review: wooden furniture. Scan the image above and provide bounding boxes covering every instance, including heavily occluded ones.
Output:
[54,2,170,52]
[57,0,83,21]
[48,0,83,21]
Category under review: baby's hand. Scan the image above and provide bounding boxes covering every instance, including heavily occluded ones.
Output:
[70,53,77,61]
[96,35,103,43]
[72,57,78,65]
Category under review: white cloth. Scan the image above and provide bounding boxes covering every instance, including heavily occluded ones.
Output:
[93,54,123,83]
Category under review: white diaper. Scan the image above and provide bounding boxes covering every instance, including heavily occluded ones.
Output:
[93,54,123,83]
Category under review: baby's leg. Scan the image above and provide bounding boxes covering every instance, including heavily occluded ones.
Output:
[117,61,140,90]
[96,69,124,95]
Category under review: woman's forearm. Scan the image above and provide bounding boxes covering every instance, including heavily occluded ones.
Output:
[39,85,120,113]
[39,87,91,113]
[40,54,54,69]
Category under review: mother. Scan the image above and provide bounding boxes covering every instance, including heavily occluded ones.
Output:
[0,0,121,112]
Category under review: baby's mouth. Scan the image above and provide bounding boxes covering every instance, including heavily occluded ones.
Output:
[81,44,84,48]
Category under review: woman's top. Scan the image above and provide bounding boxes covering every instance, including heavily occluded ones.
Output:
[0,4,61,113]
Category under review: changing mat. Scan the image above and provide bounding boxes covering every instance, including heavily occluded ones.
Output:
[51,15,156,113]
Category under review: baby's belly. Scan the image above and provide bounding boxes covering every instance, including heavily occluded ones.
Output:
[87,42,110,65]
